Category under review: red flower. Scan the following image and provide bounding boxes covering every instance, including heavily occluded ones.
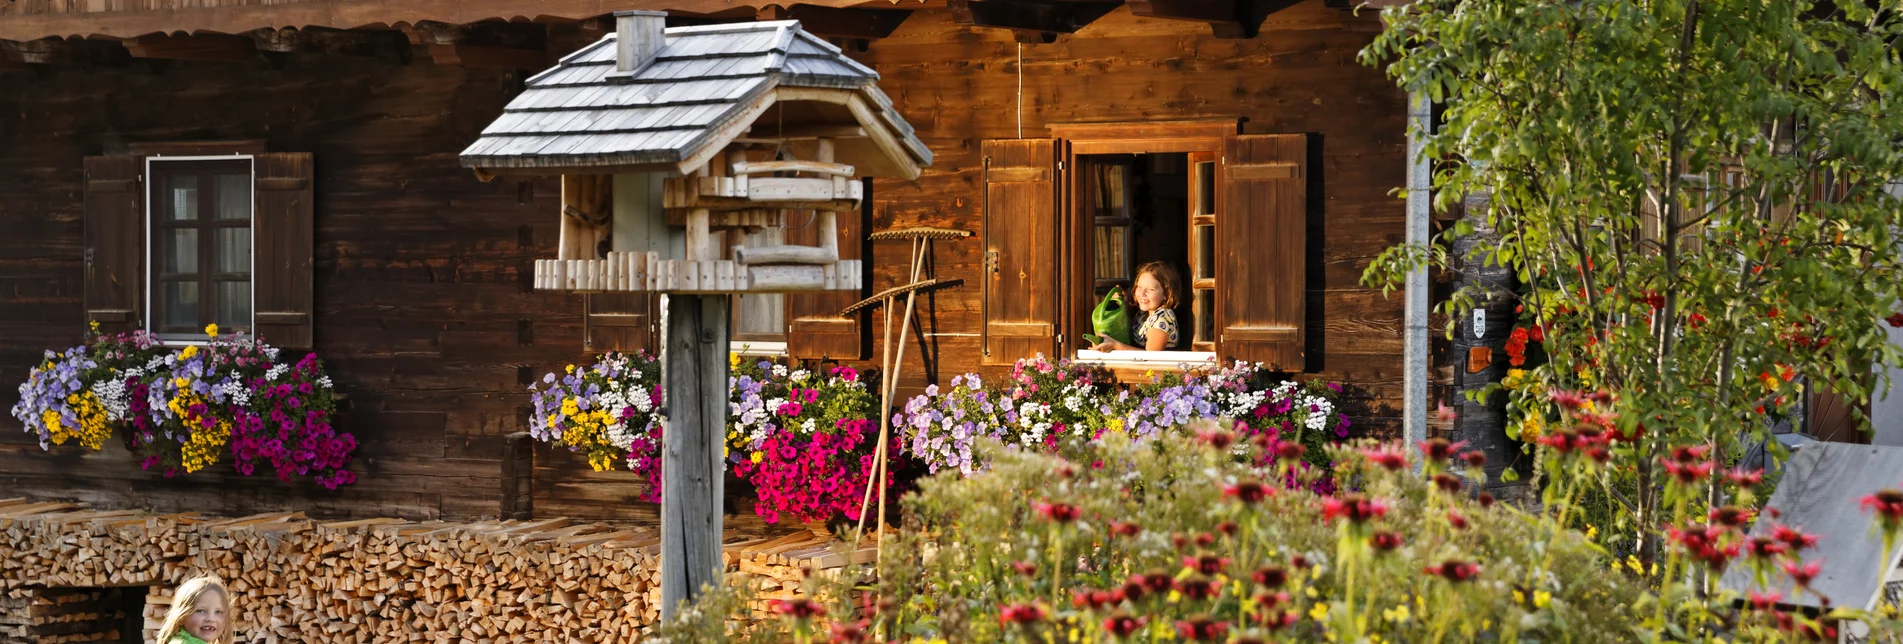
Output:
[1771,524,1819,551]
[1886,312,1903,328]
[1477,492,1496,509]
[1727,468,1765,487]
[1102,612,1145,638]
[828,620,868,643]
[1216,520,1239,536]
[1272,441,1307,462]
[1432,473,1463,493]
[1139,570,1174,593]
[1747,591,1783,611]
[1011,560,1038,577]
[1528,325,1546,342]
[1461,450,1488,468]
[998,602,1047,626]
[1446,511,1470,530]
[1370,531,1404,552]
[1661,457,1716,485]
[1861,488,1903,528]
[1223,480,1273,504]
[1109,521,1142,537]
[1182,554,1231,576]
[1322,494,1389,523]
[1781,560,1821,588]
[1425,560,1481,582]
[1174,615,1229,641]
[1115,580,1146,603]
[1033,501,1081,523]
[1254,591,1291,610]
[1360,447,1407,471]
[1174,576,1221,601]
[1197,428,1235,450]
[1071,589,1115,610]
[1418,438,1467,462]
[770,598,827,619]
[1709,506,1753,527]
[1746,536,1787,560]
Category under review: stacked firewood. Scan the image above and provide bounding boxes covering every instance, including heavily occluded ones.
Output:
[0,499,872,643]
[0,586,133,644]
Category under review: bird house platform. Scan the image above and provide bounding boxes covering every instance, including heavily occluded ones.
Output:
[535,252,861,294]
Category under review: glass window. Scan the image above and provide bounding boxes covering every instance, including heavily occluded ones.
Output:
[149,159,253,337]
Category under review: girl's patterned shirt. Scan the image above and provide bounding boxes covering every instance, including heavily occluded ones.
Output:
[1136,308,1180,349]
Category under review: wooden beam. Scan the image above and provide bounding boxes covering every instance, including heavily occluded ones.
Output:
[246,26,410,62]
[122,32,258,61]
[2,37,132,68]
[754,5,913,41]
[406,20,549,69]
[427,43,548,68]
[948,0,1120,43]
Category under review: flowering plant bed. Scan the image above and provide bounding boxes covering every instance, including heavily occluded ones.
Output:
[12,324,355,487]
[894,356,1352,490]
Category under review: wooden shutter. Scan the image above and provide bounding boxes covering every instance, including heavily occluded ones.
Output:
[83,156,144,335]
[786,192,868,360]
[982,139,1062,364]
[1217,134,1307,371]
[586,292,657,354]
[253,153,315,349]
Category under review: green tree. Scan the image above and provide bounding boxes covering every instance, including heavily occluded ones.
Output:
[1361,0,1903,562]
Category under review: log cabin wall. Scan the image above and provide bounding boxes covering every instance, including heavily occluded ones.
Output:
[0,50,606,521]
[0,0,1435,523]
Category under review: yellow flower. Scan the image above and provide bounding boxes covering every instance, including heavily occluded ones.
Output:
[1534,590,1552,608]
[205,323,219,337]
[750,451,764,464]
[730,353,741,368]
[1625,555,1645,575]
[1503,368,1526,389]
[1513,589,1525,605]
[1107,418,1126,434]
[1383,604,1411,623]
[1585,524,1598,539]
[180,345,199,360]
[89,320,100,333]
[566,364,577,374]
[1308,602,1329,621]
[560,398,579,417]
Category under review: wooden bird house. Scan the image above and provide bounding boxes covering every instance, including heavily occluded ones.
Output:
[459,11,931,295]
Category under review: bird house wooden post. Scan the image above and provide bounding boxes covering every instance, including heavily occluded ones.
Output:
[459,9,932,620]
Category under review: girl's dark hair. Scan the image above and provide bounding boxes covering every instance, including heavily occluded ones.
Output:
[1134,261,1181,309]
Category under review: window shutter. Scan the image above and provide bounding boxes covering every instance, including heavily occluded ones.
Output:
[586,292,657,354]
[1217,134,1307,371]
[83,156,144,335]
[786,193,869,360]
[981,139,1062,364]
[253,153,315,349]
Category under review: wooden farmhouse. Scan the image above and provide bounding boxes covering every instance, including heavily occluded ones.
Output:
[0,0,1439,528]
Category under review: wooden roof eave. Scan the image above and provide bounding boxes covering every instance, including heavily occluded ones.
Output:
[0,0,872,42]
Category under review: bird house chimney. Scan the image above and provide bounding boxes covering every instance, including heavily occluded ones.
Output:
[616,10,667,74]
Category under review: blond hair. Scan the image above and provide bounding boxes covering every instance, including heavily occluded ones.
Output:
[156,576,234,644]
[1134,261,1181,309]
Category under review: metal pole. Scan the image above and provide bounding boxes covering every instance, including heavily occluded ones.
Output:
[1404,90,1432,464]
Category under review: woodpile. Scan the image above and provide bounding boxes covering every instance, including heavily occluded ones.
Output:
[0,499,872,643]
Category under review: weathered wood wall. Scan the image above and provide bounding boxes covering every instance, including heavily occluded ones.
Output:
[0,0,1421,523]
[0,50,594,521]
[851,3,1413,427]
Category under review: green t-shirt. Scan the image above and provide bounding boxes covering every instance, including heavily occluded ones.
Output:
[168,632,211,644]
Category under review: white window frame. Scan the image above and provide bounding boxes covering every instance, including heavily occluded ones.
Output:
[143,154,256,345]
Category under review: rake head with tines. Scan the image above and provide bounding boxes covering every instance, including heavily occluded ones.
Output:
[866,227,972,241]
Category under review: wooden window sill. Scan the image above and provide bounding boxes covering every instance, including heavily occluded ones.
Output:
[733,341,788,358]
[1074,349,1217,369]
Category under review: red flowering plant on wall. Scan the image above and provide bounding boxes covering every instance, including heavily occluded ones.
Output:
[728,358,893,524]
[231,353,354,488]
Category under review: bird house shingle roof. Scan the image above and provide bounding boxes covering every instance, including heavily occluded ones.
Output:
[459,21,931,177]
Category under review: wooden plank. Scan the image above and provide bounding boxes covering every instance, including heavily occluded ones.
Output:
[660,294,731,619]
[730,161,856,177]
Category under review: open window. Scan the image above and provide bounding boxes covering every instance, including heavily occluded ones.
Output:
[982,126,1308,372]
[84,152,314,347]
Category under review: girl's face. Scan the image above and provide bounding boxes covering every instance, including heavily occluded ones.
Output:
[182,590,227,641]
[1132,272,1164,312]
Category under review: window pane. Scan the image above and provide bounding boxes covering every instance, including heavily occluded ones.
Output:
[1195,225,1214,280]
[216,281,251,330]
[1197,161,1216,216]
[163,282,199,328]
[215,228,251,274]
[163,229,198,275]
[1094,226,1128,281]
[164,175,199,221]
[1194,289,1214,344]
[214,174,250,220]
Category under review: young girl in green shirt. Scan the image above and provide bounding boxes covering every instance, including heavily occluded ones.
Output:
[155,576,234,644]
